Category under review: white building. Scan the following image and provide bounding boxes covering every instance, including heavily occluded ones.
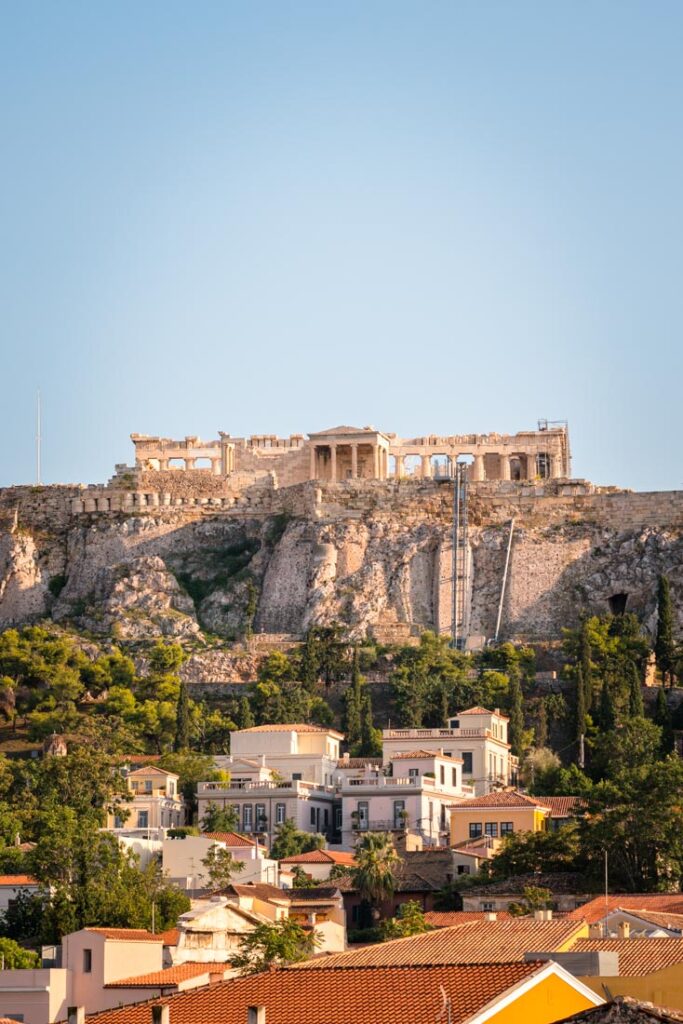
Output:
[198,724,342,843]
[382,707,517,795]
[107,766,186,830]
[162,831,279,890]
[340,750,470,848]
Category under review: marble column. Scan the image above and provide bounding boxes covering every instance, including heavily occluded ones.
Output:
[396,455,404,478]
[309,445,317,479]
[351,444,358,479]
[472,454,485,482]
[551,454,563,479]
[421,455,431,479]
[500,454,511,481]
[330,444,337,482]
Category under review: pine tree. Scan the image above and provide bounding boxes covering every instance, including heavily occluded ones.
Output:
[654,686,674,753]
[508,672,525,757]
[535,699,548,749]
[238,695,255,730]
[597,679,616,733]
[575,667,586,764]
[627,661,644,718]
[655,575,676,687]
[174,681,191,751]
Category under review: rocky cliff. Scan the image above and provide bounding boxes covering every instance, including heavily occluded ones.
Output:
[1,481,682,671]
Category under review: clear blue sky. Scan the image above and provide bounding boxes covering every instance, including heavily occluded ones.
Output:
[2,1,682,491]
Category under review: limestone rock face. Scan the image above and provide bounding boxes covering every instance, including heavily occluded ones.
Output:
[1,482,682,646]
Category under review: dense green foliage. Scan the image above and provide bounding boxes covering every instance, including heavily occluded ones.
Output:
[231,918,319,974]
[269,818,325,860]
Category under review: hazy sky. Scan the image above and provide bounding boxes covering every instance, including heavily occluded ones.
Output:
[2,1,682,491]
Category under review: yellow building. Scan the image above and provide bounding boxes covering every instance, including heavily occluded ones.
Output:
[450,789,550,847]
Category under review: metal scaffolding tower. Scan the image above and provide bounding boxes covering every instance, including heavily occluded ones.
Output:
[451,462,470,649]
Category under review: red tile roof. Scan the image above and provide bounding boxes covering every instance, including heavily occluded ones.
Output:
[569,895,683,924]
[539,795,585,818]
[452,790,549,810]
[571,938,683,975]
[106,963,230,988]
[460,707,509,719]
[85,928,166,942]
[238,724,344,737]
[202,832,257,848]
[279,849,356,866]
[292,918,585,968]
[424,910,513,928]
[85,962,545,1024]
[0,874,37,886]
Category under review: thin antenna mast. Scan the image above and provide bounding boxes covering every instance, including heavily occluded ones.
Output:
[35,390,42,485]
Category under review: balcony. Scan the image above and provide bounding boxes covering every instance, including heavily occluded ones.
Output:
[383,727,493,740]
[197,779,334,797]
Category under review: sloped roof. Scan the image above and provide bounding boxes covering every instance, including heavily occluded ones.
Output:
[279,849,356,866]
[106,963,230,988]
[84,961,547,1024]
[570,938,683,976]
[202,832,257,848]
[0,874,37,885]
[85,928,166,942]
[424,910,513,928]
[568,895,683,924]
[623,910,683,932]
[540,796,585,818]
[452,790,549,810]
[310,425,376,436]
[459,707,509,719]
[126,765,177,778]
[237,724,344,738]
[291,918,586,968]
[553,996,683,1023]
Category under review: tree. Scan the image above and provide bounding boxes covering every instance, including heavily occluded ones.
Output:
[655,575,676,686]
[578,621,594,711]
[357,693,382,757]
[508,672,525,757]
[353,832,400,918]
[575,667,586,764]
[535,700,548,749]
[507,886,553,917]
[380,900,429,939]
[232,918,319,974]
[654,687,674,754]
[201,843,245,890]
[174,681,191,751]
[627,661,644,718]
[243,580,259,640]
[343,648,363,747]
[488,824,582,877]
[237,695,255,730]
[596,679,616,733]
[269,819,324,861]
[0,936,40,968]
[201,801,240,834]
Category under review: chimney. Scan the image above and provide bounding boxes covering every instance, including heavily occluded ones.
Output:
[533,910,545,921]
[484,911,497,922]
[544,909,553,921]
[152,1006,169,1024]
[342,752,350,763]
[248,1009,266,1024]
[618,921,630,939]
[589,923,603,939]
[67,1009,85,1024]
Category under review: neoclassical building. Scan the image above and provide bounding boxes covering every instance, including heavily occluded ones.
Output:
[129,422,570,486]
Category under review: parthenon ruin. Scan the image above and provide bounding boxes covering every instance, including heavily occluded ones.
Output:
[127,422,571,489]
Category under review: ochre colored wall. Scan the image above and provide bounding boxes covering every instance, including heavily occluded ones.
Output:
[486,973,598,1024]
[580,966,683,1013]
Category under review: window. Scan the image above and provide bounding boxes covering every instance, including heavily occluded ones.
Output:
[469,822,482,838]
[275,803,286,825]
[145,779,153,793]
[137,811,149,828]
[83,949,92,973]
[393,800,405,828]
[462,752,473,775]
[168,781,175,796]
[485,822,498,837]
[449,719,460,729]
[324,809,329,827]
[482,902,495,912]
[335,806,343,829]
[310,807,316,826]
[457,865,470,875]
[113,815,123,829]
[452,768,457,787]
[408,767,419,778]
[243,805,253,831]
[292,773,302,781]
[255,804,266,830]
[501,822,514,835]
[356,801,369,830]
[439,766,445,785]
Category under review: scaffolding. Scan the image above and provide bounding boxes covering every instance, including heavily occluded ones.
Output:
[451,462,470,650]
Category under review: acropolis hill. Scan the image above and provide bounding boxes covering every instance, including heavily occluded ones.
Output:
[0,422,681,667]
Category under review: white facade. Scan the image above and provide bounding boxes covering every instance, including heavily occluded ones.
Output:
[340,751,468,848]
[162,833,279,889]
[108,766,186,830]
[382,707,516,795]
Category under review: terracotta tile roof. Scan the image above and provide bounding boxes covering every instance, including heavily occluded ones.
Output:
[106,963,230,988]
[452,790,549,810]
[292,918,586,968]
[202,832,257,848]
[568,895,683,924]
[158,928,180,945]
[227,882,339,904]
[0,874,38,885]
[539,795,585,818]
[424,910,513,927]
[625,910,683,932]
[553,996,683,1023]
[571,938,683,975]
[237,724,344,737]
[279,849,356,866]
[390,750,463,762]
[85,962,545,1024]
[85,928,166,942]
[459,706,497,716]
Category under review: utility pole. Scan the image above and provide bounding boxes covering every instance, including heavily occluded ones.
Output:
[579,733,585,769]
[35,389,42,485]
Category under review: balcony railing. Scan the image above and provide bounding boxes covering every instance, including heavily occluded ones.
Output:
[350,819,449,835]
[383,727,496,740]
[197,779,333,796]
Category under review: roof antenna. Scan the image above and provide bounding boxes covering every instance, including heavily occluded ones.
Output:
[35,389,42,484]
[437,985,453,1024]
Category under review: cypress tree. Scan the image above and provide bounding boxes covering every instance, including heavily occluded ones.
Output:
[343,647,364,747]
[508,672,525,757]
[174,681,191,751]
[359,693,380,756]
[535,699,548,749]
[238,694,255,730]
[575,667,586,764]
[655,575,676,686]
[579,622,593,710]
[300,630,320,693]
[627,661,644,718]
[654,686,674,753]
[597,679,616,733]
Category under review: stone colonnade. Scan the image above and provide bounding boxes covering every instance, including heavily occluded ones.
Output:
[389,450,564,482]
[309,442,389,482]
